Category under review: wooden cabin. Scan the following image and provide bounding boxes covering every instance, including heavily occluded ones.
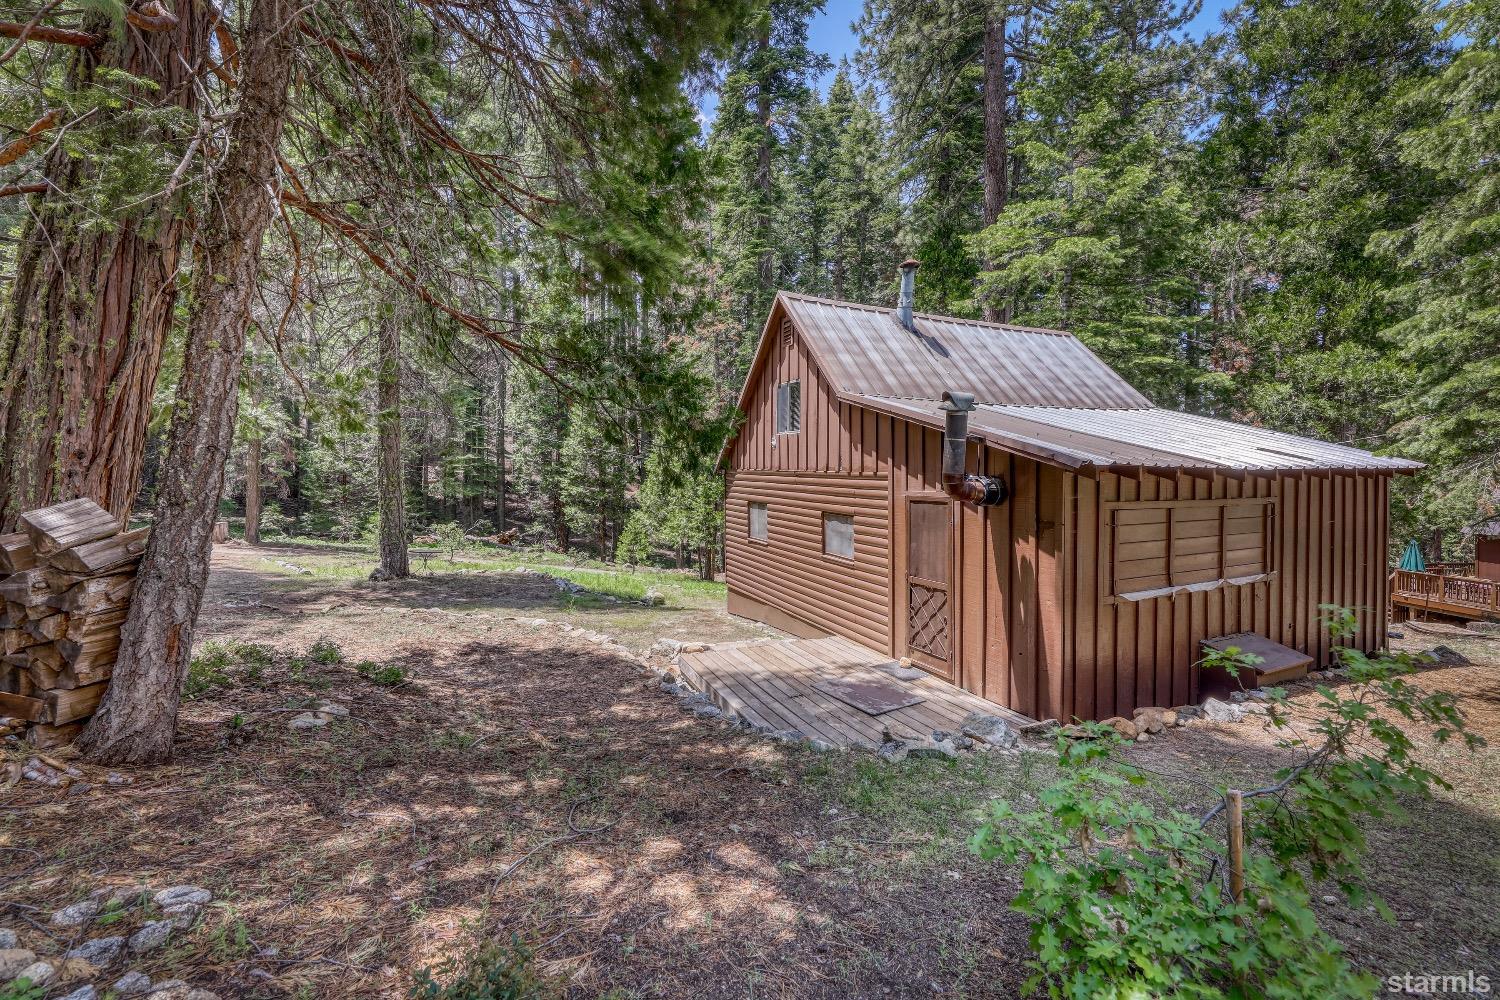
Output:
[720,274,1421,723]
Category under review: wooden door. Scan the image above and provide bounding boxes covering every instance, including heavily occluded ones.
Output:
[905,497,954,680]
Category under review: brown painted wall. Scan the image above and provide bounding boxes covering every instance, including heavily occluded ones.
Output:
[724,302,1394,722]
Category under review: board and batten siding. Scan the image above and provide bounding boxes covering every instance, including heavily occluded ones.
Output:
[725,472,891,653]
[724,300,1395,723]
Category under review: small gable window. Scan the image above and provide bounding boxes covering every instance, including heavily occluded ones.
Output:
[748,502,768,542]
[775,380,801,434]
[823,513,854,560]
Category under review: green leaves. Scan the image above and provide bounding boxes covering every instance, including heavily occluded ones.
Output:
[974,606,1477,998]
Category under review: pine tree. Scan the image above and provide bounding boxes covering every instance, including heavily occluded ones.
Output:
[825,67,901,303]
[1371,0,1500,470]
[1198,0,1446,440]
[709,0,830,376]
[972,0,1205,401]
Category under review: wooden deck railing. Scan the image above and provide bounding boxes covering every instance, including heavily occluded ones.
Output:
[1391,568,1499,617]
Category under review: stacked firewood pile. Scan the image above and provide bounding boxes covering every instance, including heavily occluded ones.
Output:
[0,499,145,749]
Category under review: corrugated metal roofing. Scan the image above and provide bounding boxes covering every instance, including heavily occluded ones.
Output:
[851,396,1423,473]
[727,290,1421,474]
[777,292,1152,409]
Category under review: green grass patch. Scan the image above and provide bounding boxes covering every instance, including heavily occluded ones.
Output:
[185,641,276,699]
[355,659,408,686]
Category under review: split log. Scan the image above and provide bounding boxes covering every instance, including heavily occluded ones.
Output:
[0,690,44,722]
[24,613,67,643]
[1,655,34,696]
[0,602,23,628]
[27,642,62,674]
[213,519,229,543]
[0,568,54,606]
[4,627,43,654]
[0,532,36,572]
[27,720,84,749]
[44,682,108,724]
[58,632,120,672]
[48,527,150,575]
[19,498,121,555]
[42,568,94,593]
[25,602,53,620]
[55,573,134,613]
[64,607,126,644]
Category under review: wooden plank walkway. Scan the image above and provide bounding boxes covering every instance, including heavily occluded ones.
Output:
[677,635,1033,750]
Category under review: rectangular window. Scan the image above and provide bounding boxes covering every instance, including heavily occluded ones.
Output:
[775,380,801,434]
[823,513,854,559]
[748,502,768,542]
[1109,499,1272,598]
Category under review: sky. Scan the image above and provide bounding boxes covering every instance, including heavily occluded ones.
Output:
[700,0,1239,128]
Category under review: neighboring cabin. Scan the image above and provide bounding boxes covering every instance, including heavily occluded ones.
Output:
[719,267,1420,723]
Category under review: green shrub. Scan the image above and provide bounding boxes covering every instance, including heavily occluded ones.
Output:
[971,605,1481,999]
[307,638,344,665]
[410,941,550,1000]
[185,641,275,698]
[259,501,294,539]
[0,979,45,1000]
[356,659,407,686]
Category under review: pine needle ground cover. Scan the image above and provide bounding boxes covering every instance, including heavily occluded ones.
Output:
[0,547,1495,998]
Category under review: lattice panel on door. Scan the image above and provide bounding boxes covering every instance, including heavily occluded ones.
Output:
[908,582,950,660]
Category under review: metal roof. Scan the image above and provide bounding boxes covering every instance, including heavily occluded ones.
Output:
[725,290,1422,475]
[850,396,1422,473]
[777,292,1152,409]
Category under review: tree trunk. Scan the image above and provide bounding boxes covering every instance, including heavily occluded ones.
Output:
[374,304,409,579]
[79,0,296,765]
[244,435,263,545]
[0,1,211,530]
[495,357,508,531]
[981,4,1010,323]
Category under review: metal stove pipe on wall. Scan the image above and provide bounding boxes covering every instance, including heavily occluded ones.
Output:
[940,390,1009,506]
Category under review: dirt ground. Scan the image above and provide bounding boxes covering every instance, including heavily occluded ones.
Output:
[1,544,1497,998]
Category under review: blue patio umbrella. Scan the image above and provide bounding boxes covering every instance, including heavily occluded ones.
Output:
[1397,539,1426,572]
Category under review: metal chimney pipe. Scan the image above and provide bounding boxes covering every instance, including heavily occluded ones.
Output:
[940,390,1009,506]
[897,259,918,332]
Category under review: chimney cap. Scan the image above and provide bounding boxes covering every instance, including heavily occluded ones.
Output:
[899,258,919,270]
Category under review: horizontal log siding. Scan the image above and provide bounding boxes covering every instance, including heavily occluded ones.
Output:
[725,472,892,653]
[1064,469,1391,722]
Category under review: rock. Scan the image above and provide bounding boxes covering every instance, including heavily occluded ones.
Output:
[1387,628,1404,639]
[104,885,151,911]
[1020,718,1060,736]
[650,638,683,659]
[1201,697,1245,723]
[876,740,909,763]
[807,738,835,752]
[641,589,666,607]
[952,735,975,751]
[1131,707,1168,734]
[1229,690,1249,703]
[1136,732,1149,743]
[0,949,38,979]
[680,642,710,654]
[112,971,153,996]
[50,898,101,927]
[312,701,349,720]
[960,711,1020,749]
[57,986,98,1000]
[690,703,721,719]
[874,660,926,681]
[12,960,54,985]
[128,920,173,953]
[908,737,959,760]
[1429,644,1471,665]
[65,935,125,966]
[143,982,190,999]
[0,930,14,949]
[161,903,202,930]
[1102,716,1139,740]
[287,712,327,730]
[154,886,211,909]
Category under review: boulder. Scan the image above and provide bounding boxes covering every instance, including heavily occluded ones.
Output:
[12,960,54,986]
[650,638,683,659]
[57,986,98,1000]
[959,712,1020,749]
[0,949,38,979]
[50,898,101,927]
[64,935,125,966]
[286,713,327,730]
[1201,697,1245,723]
[112,971,153,996]
[642,589,666,607]
[128,920,173,953]
[153,886,211,909]
[0,931,14,949]
[161,903,202,929]
[1102,716,1139,740]
[907,736,959,760]
[1131,707,1168,734]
